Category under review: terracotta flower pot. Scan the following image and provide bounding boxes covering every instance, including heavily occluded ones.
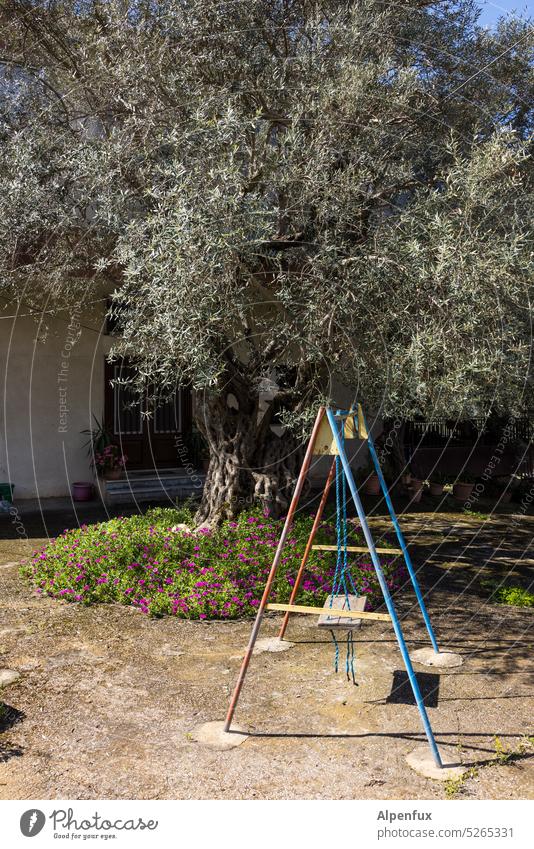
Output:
[429,482,444,497]
[453,481,474,500]
[361,473,380,495]
[408,479,424,503]
[105,469,123,480]
[72,482,93,502]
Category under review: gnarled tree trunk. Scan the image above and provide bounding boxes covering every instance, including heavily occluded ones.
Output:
[194,384,305,525]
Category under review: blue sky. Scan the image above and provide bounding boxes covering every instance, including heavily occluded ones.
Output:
[477,0,533,26]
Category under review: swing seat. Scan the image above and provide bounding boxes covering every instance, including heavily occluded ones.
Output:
[317,594,366,629]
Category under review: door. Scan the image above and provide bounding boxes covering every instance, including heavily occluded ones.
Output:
[104,361,192,470]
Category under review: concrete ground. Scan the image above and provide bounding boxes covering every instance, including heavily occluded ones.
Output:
[0,502,533,800]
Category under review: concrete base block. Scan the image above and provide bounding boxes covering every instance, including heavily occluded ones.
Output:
[406,745,466,781]
[253,637,295,655]
[190,720,248,751]
[0,668,20,689]
[410,647,464,668]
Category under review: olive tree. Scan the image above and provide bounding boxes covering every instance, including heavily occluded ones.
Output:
[0,1,532,521]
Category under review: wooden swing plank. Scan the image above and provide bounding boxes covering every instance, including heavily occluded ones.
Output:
[317,594,365,629]
[266,603,391,622]
[312,544,403,555]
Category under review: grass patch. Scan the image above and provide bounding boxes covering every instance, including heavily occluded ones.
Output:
[22,507,405,620]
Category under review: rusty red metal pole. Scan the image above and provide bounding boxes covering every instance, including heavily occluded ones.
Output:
[277,457,337,641]
[223,406,326,732]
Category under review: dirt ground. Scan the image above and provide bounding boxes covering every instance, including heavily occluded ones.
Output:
[0,506,533,800]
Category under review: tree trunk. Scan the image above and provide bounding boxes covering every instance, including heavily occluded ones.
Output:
[251,427,305,518]
[193,386,305,525]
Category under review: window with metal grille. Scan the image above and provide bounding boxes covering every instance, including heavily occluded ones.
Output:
[154,392,181,433]
[113,366,143,435]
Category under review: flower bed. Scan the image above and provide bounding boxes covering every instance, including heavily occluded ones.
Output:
[23,507,407,619]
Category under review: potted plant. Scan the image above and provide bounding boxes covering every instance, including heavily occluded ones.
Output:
[407,476,424,503]
[453,472,476,501]
[81,415,114,456]
[428,471,448,497]
[81,416,127,479]
[358,463,381,495]
[401,461,424,502]
[491,474,513,504]
[94,444,128,479]
[183,425,210,472]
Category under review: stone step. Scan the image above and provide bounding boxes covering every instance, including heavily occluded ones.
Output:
[101,473,206,504]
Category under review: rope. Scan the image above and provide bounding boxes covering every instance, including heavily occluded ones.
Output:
[330,629,339,673]
[330,415,357,684]
[346,631,356,684]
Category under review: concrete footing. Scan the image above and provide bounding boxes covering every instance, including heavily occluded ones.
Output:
[410,647,463,668]
[190,721,248,751]
[253,637,295,655]
[0,668,20,689]
[406,745,466,780]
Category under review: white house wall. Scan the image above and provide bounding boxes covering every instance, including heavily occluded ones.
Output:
[0,306,381,500]
[0,305,109,499]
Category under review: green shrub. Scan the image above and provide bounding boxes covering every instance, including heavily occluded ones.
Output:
[22,508,405,620]
[491,586,534,608]
[482,579,534,608]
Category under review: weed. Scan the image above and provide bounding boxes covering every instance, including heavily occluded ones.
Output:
[493,736,511,764]
[462,509,489,521]
[444,767,478,799]
[482,579,534,608]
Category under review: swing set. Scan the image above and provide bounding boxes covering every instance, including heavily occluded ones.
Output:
[224,406,449,769]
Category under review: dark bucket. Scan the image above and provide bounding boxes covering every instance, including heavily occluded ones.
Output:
[0,483,15,503]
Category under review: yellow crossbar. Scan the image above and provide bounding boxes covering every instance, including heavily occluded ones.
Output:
[312,544,403,555]
[266,603,391,622]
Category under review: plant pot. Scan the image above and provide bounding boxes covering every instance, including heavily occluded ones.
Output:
[453,482,474,501]
[361,473,380,495]
[72,481,94,502]
[429,482,444,497]
[408,479,424,503]
[105,469,123,480]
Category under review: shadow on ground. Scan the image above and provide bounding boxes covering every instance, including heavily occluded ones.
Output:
[0,501,532,799]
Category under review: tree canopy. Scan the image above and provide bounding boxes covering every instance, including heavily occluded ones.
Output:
[0,0,532,516]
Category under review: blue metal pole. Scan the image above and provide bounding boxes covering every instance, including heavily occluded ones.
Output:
[364,412,440,654]
[326,408,443,768]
